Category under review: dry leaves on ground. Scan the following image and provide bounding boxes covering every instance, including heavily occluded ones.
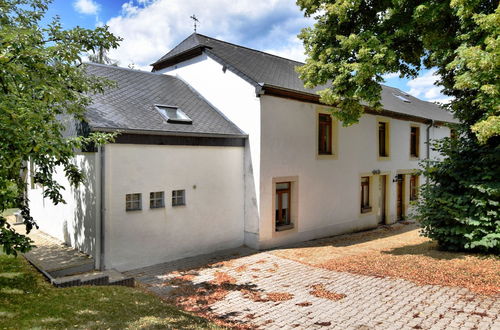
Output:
[309,284,346,301]
[164,270,255,329]
[242,289,293,302]
[317,245,500,295]
[273,224,500,296]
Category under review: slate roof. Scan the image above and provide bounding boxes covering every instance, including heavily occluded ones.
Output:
[153,33,455,123]
[84,63,245,137]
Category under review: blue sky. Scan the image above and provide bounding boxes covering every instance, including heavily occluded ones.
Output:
[45,0,449,103]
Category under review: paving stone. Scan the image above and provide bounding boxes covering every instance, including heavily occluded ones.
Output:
[128,247,499,330]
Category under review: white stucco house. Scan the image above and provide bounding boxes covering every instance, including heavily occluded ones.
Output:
[27,33,455,271]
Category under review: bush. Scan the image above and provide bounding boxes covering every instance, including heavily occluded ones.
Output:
[417,136,500,253]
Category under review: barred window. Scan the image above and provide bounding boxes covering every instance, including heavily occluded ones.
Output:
[126,193,142,211]
[150,191,165,209]
[172,190,186,206]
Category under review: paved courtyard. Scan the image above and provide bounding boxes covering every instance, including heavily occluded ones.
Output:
[126,246,499,329]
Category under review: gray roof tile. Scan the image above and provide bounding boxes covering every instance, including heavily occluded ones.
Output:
[84,63,245,136]
[154,33,455,123]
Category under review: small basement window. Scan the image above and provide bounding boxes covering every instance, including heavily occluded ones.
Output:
[172,190,186,206]
[126,193,142,211]
[150,191,165,209]
[155,105,192,124]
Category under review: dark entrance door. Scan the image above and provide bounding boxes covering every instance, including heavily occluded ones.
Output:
[379,175,387,224]
[396,174,404,220]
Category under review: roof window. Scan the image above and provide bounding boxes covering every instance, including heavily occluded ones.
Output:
[393,94,411,103]
[155,105,192,124]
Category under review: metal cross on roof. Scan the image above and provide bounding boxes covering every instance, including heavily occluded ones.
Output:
[190,14,199,32]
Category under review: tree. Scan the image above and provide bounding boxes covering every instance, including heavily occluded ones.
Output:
[88,46,119,66]
[0,0,120,255]
[297,0,499,252]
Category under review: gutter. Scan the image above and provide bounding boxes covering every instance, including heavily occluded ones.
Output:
[93,127,248,139]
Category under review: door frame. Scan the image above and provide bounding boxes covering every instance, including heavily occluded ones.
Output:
[378,173,390,225]
[396,173,406,221]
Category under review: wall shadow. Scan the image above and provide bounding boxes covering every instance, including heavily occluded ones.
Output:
[64,153,98,259]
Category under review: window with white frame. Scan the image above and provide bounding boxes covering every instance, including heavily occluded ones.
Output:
[150,191,165,209]
[126,193,142,211]
[172,190,185,206]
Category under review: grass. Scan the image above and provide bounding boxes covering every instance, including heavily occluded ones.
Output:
[0,254,220,329]
[273,223,500,295]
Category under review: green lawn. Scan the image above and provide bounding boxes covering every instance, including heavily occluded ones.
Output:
[0,254,219,329]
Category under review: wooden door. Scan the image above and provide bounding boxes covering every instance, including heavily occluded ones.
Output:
[378,175,387,224]
[396,174,404,220]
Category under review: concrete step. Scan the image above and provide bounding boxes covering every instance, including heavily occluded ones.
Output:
[24,250,95,278]
[52,269,134,288]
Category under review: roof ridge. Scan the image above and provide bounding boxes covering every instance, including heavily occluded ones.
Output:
[194,33,305,65]
[84,62,175,79]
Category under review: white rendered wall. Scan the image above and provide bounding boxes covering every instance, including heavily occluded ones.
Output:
[259,95,450,248]
[103,144,245,271]
[27,153,99,257]
[158,55,261,246]
[428,125,452,160]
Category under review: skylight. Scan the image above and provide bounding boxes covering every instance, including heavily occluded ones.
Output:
[393,94,411,103]
[155,105,192,124]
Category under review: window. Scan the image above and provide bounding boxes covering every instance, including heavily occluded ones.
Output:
[318,113,332,155]
[378,121,389,158]
[410,126,420,158]
[150,191,165,209]
[275,182,291,230]
[155,105,192,124]
[126,193,142,211]
[361,177,372,213]
[172,190,185,206]
[410,175,419,201]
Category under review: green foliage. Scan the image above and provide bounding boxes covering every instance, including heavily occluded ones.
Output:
[297,0,499,252]
[0,0,120,255]
[418,138,500,253]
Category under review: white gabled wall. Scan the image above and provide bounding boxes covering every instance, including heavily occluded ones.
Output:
[27,153,99,258]
[158,54,261,247]
[103,144,245,271]
[259,95,450,248]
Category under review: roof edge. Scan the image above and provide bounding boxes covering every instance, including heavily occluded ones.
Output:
[92,127,248,138]
[194,33,306,65]
[151,45,209,71]
[260,84,454,126]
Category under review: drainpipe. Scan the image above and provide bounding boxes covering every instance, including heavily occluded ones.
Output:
[425,120,434,184]
[99,146,106,270]
[426,120,434,160]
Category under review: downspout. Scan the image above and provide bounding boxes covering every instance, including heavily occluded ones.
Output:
[99,146,106,270]
[425,120,434,184]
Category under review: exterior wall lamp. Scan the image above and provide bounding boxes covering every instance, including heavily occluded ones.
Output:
[372,169,381,175]
[393,175,403,183]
